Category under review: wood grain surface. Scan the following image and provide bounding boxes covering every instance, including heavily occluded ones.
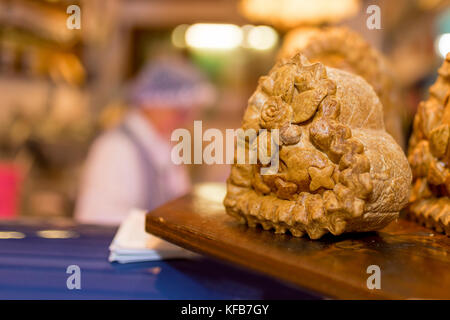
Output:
[145,183,450,300]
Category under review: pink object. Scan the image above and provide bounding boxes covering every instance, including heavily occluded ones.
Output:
[0,163,22,219]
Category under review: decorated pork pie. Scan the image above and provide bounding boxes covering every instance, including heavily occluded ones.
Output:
[407,54,450,235]
[223,54,411,239]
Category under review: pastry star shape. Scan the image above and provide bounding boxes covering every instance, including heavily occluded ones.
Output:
[308,166,335,191]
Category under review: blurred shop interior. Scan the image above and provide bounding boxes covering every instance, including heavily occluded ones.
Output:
[0,0,449,220]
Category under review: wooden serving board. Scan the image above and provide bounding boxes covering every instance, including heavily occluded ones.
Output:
[145,183,450,299]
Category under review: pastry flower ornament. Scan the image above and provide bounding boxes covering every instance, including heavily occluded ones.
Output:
[224,54,412,239]
[260,96,292,129]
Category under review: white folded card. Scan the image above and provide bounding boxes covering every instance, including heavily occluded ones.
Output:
[109,209,198,263]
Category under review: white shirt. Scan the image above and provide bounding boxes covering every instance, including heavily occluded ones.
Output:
[75,111,190,225]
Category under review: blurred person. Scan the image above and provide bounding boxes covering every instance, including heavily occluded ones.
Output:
[75,56,215,225]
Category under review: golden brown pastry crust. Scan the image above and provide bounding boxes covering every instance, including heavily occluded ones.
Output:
[224,54,411,239]
[279,27,406,149]
[407,54,450,235]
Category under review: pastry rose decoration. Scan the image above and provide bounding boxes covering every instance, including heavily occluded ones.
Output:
[260,96,293,129]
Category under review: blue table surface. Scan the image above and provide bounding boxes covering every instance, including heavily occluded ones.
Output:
[0,219,318,300]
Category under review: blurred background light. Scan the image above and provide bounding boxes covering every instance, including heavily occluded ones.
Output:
[36,229,79,239]
[171,24,189,48]
[239,0,360,29]
[185,24,243,50]
[0,231,25,239]
[436,7,450,58]
[436,33,450,58]
[194,183,226,203]
[247,25,278,50]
